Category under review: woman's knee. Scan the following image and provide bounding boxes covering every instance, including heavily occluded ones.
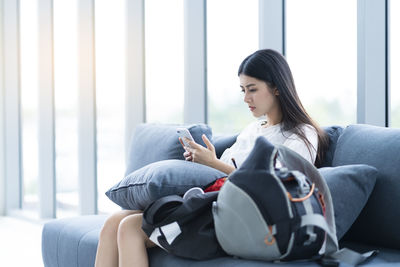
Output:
[117,214,155,248]
[117,214,144,242]
[100,210,140,239]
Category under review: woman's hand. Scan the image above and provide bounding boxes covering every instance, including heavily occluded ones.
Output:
[181,134,218,168]
[179,137,194,161]
[183,150,193,161]
[180,135,236,175]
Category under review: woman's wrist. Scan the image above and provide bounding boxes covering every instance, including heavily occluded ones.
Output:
[209,157,220,169]
[210,158,235,175]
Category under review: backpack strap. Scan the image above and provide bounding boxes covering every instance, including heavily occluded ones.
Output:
[142,195,183,227]
[326,248,378,266]
[299,213,377,266]
[171,191,218,220]
[277,145,338,249]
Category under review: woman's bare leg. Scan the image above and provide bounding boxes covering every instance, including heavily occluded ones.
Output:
[95,210,141,267]
[117,213,155,267]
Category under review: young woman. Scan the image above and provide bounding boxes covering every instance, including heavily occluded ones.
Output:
[184,49,328,170]
[95,49,328,267]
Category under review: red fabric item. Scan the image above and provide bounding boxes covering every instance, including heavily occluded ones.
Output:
[204,177,227,192]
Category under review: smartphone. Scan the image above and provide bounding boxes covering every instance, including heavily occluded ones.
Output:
[177,127,194,148]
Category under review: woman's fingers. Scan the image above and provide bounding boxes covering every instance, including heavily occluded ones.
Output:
[186,139,201,150]
[184,146,194,153]
[182,135,216,165]
[178,137,185,148]
[183,151,193,161]
[184,146,199,161]
[201,134,215,152]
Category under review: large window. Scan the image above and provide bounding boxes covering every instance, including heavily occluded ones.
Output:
[95,0,126,213]
[54,0,79,217]
[207,0,258,135]
[391,0,400,127]
[145,0,184,124]
[20,0,39,214]
[286,0,357,127]
[5,0,400,220]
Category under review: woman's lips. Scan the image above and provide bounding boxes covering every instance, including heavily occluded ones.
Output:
[249,106,255,111]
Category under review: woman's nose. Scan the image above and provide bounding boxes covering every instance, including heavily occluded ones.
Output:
[244,93,251,103]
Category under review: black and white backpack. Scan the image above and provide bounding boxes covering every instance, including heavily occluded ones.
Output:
[212,136,376,265]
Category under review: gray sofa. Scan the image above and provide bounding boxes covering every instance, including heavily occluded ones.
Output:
[42,124,400,267]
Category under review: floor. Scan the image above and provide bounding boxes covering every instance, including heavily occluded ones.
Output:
[0,216,44,267]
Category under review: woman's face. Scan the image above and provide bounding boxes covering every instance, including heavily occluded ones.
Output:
[239,74,280,118]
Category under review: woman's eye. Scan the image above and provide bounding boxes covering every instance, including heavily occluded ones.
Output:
[241,88,257,93]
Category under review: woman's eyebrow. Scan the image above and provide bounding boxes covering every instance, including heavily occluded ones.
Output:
[240,83,256,89]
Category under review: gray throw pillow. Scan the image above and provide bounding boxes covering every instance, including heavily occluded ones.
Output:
[125,123,212,175]
[106,159,227,210]
[319,164,378,240]
[332,124,400,249]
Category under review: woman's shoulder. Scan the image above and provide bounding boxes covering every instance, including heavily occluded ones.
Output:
[300,123,318,134]
[284,123,316,135]
[285,123,318,142]
[297,124,318,142]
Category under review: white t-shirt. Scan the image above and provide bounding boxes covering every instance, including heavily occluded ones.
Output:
[220,121,318,168]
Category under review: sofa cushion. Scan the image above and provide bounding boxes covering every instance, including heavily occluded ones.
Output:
[319,164,377,240]
[106,159,227,210]
[148,244,400,266]
[332,124,400,249]
[41,215,400,267]
[42,215,107,267]
[125,123,212,175]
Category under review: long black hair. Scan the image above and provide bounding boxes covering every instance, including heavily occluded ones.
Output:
[238,49,328,167]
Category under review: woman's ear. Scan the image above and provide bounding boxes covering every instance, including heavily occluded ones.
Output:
[274,89,279,96]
